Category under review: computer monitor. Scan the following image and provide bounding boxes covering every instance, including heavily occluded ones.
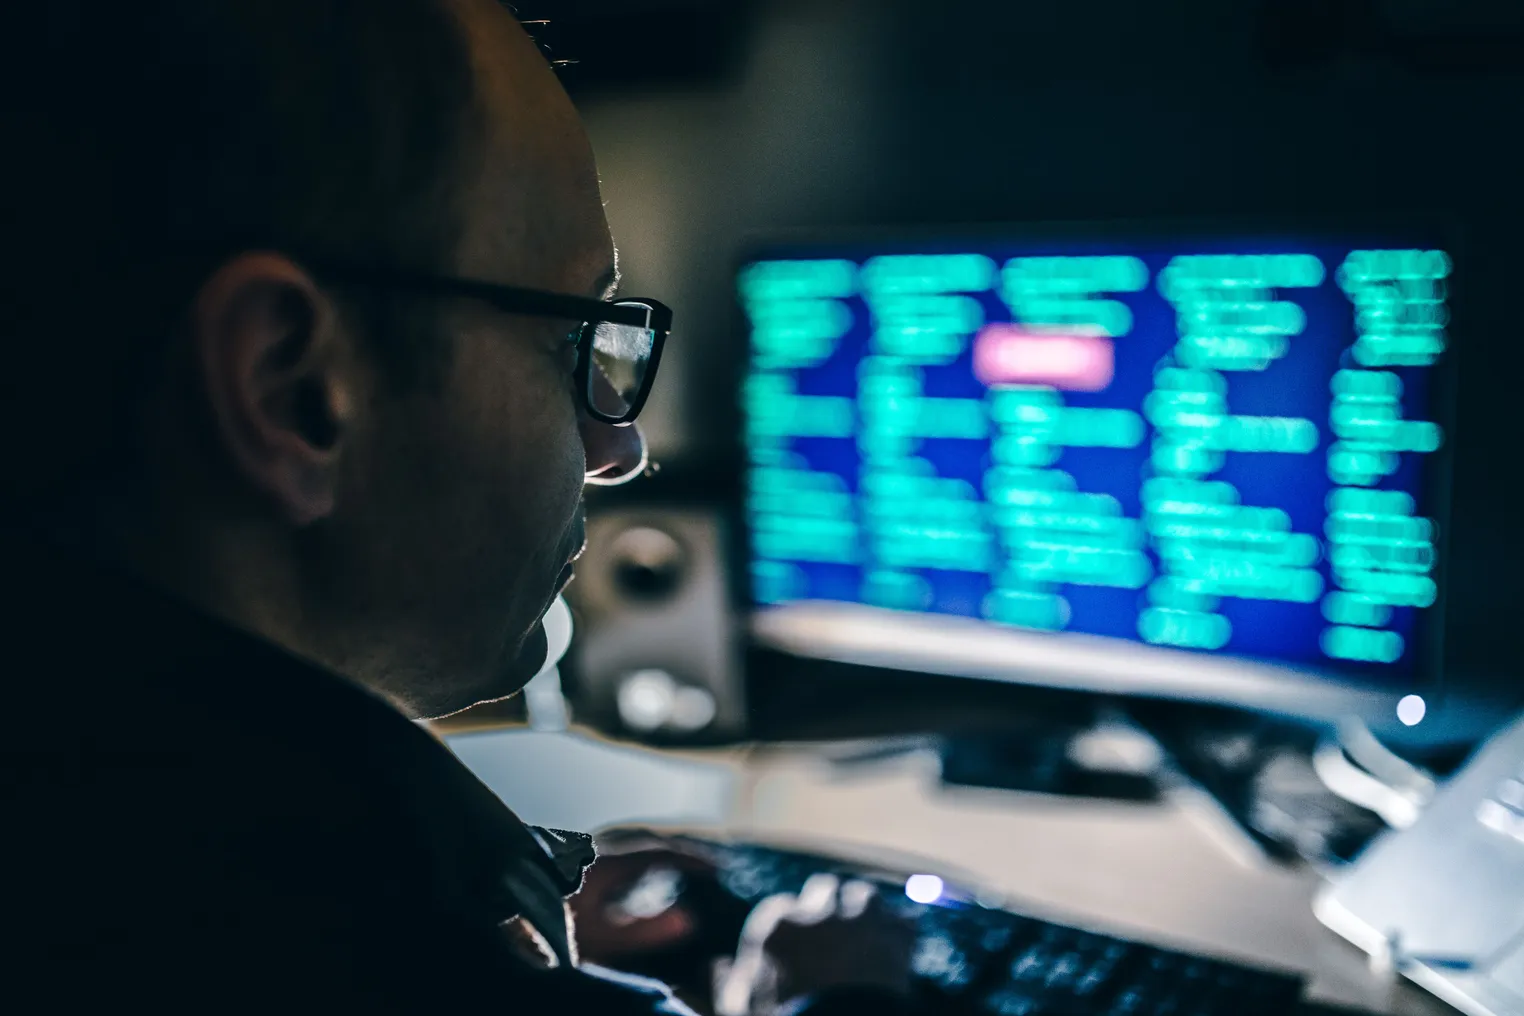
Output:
[737,226,1454,720]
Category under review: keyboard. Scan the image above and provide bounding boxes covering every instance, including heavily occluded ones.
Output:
[684,837,1306,1015]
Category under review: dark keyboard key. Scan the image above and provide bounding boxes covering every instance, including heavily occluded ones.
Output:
[1110,987,1148,1015]
[910,931,975,990]
[983,989,1046,1015]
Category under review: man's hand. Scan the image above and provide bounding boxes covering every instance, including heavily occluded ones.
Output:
[570,847,714,962]
[715,874,916,1016]
[574,841,917,1016]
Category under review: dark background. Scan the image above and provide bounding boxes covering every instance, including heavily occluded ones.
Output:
[515,0,1524,712]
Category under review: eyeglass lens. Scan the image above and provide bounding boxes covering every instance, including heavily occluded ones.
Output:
[588,303,657,418]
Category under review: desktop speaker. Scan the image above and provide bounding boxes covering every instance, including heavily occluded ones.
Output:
[563,505,746,741]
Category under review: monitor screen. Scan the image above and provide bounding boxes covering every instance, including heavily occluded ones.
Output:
[738,229,1453,695]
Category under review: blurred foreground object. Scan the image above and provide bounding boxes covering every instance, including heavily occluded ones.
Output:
[1317,710,1524,1016]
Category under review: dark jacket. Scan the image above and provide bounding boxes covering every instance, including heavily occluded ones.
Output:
[1,535,693,1013]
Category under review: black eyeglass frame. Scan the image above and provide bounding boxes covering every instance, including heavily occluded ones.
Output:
[308,263,673,425]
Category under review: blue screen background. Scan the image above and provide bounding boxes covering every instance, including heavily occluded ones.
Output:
[741,234,1449,689]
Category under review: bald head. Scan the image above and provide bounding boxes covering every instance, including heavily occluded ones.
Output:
[452,1,615,292]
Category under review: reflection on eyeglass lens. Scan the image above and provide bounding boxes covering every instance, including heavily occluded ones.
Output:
[590,321,655,416]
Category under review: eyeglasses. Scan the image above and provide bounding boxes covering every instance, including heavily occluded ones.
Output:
[309,263,673,425]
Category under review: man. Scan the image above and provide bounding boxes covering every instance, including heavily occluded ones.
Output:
[0,2,907,1013]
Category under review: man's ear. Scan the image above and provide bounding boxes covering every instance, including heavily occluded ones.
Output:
[190,253,357,527]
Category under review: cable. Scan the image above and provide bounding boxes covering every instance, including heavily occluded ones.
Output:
[1311,733,1426,830]
[1335,718,1436,802]
[524,596,574,731]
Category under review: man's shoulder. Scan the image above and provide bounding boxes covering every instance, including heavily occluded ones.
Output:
[3,736,693,1015]
[1,541,680,1012]
[2,711,422,915]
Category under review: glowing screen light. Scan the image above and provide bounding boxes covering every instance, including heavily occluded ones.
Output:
[1397,694,1427,727]
[740,239,1450,690]
[905,874,945,904]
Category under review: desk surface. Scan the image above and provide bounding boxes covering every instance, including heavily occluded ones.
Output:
[445,728,1455,1015]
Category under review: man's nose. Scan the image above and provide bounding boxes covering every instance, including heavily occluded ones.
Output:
[582,410,648,486]
[582,362,651,485]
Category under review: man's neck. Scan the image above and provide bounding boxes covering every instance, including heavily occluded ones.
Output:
[81,497,335,677]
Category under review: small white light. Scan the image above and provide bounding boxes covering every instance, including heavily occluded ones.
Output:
[1396,694,1427,727]
[904,874,944,904]
[670,686,718,731]
[617,669,678,732]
